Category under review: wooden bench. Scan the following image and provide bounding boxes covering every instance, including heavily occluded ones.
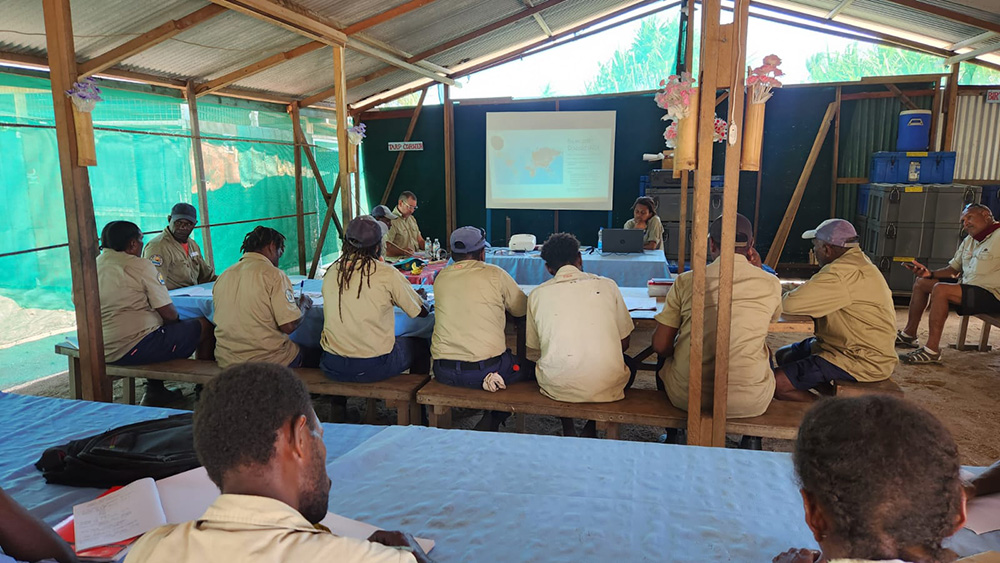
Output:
[954,314,999,352]
[832,377,903,398]
[55,345,430,425]
[416,380,813,440]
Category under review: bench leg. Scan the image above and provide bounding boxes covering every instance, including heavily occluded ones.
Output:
[364,398,379,425]
[123,377,136,405]
[390,400,410,425]
[598,421,621,440]
[979,319,993,352]
[428,405,452,429]
[954,315,972,350]
[68,356,82,400]
[515,413,526,433]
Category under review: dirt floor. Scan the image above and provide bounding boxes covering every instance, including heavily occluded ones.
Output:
[11,307,999,466]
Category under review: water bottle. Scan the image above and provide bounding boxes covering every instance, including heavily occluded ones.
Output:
[432,238,440,260]
[597,228,603,252]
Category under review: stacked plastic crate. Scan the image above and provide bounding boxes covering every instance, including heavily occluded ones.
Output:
[855,151,980,293]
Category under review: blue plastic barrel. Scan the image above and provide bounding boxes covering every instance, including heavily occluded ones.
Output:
[897,110,931,151]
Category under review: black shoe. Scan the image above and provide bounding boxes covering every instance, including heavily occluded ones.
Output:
[140,386,184,407]
[739,435,763,450]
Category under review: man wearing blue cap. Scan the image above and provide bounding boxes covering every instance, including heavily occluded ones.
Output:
[775,219,897,401]
[143,202,216,290]
[371,204,408,259]
[431,227,533,428]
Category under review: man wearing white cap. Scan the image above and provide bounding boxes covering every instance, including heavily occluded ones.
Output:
[371,204,403,260]
[775,219,897,401]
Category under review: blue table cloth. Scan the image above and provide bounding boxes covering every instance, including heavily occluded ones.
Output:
[486,248,670,286]
[2,392,995,562]
[170,276,435,349]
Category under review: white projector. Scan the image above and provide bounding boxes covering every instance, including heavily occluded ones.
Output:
[508,234,537,252]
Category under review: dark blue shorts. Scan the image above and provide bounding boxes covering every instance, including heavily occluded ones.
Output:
[775,338,856,391]
[432,349,535,389]
[320,337,428,383]
[112,320,201,366]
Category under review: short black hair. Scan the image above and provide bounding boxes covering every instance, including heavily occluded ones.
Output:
[794,396,962,562]
[540,232,580,269]
[193,363,314,487]
[632,196,657,216]
[100,221,142,251]
[451,248,485,262]
[399,191,416,202]
[241,226,285,254]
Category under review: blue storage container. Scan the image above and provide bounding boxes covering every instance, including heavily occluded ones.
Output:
[869,151,956,184]
[981,185,1000,218]
[897,110,932,151]
[639,175,650,196]
[857,184,872,216]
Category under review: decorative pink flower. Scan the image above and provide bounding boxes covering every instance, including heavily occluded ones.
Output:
[713,116,728,143]
[664,122,679,148]
[763,54,782,66]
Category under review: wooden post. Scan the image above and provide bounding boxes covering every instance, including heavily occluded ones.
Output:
[443,84,457,239]
[677,171,688,273]
[943,64,960,152]
[753,168,763,242]
[380,89,427,205]
[929,78,942,152]
[764,102,838,268]
[43,0,111,402]
[711,0,750,447]
[186,82,214,268]
[830,86,842,218]
[309,171,344,278]
[687,0,725,447]
[291,103,306,275]
[332,45,352,226]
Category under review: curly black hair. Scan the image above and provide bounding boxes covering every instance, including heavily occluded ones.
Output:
[793,396,962,563]
[193,363,315,487]
[540,232,581,270]
[100,221,142,251]
[240,226,285,254]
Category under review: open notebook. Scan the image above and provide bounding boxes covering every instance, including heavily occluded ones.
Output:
[64,467,434,554]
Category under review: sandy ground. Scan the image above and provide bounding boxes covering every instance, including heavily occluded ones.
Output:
[12,308,1000,465]
[0,296,75,349]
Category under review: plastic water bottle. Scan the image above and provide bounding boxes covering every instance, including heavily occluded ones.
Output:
[597,228,603,252]
[432,238,440,260]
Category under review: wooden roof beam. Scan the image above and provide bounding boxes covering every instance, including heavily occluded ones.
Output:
[196,41,325,96]
[825,0,856,19]
[523,0,554,36]
[342,0,439,35]
[949,30,999,50]
[78,4,226,78]
[209,0,348,45]
[945,42,1000,65]
[880,0,1000,35]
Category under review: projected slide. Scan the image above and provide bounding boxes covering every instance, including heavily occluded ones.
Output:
[486,111,616,210]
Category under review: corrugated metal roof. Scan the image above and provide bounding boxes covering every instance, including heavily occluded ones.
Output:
[0,0,997,109]
[954,93,1000,181]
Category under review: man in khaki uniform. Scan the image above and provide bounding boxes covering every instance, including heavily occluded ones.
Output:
[213,227,313,369]
[321,216,430,382]
[653,214,780,420]
[126,363,431,563]
[143,202,215,290]
[897,203,1000,364]
[372,204,406,259]
[386,191,425,258]
[777,219,897,401]
[97,221,211,406]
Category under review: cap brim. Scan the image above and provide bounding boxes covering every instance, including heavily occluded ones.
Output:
[386,213,399,219]
[801,229,818,240]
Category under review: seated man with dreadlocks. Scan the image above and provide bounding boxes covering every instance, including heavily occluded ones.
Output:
[320,216,430,382]
[774,395,968,563]
[213,226,315,368]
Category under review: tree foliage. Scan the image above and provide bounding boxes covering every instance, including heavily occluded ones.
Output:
[585,16,697,95]
[806,43,1000,85]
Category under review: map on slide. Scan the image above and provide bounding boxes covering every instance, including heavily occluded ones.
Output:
[490,135,564,185]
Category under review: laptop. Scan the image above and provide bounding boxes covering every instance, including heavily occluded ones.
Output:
[602,228,645,253]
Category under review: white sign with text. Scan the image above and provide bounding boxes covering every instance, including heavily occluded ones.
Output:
[388,141,424,151]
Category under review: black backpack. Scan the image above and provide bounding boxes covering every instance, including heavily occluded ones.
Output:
[35,413,201,488]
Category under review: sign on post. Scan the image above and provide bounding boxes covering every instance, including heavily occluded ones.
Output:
[987,90,1000,104]
[388,141,424,151]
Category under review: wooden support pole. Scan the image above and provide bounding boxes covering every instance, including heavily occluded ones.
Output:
[294,117,331,200]
[678,171,689,272]
[687,0,725,447]
[885,84,919,110]
[930,78,943,151]
[291,103,306,275]
[43,0,111,402]
[764,102,838,268]
[830,86,842,218]
[332,45,353,226]
[186,83,215,268]
[443,84,457,239]
[380,89,427,205]
[309,171,344,278]
[711,0,750,447]
[943,64,960,152]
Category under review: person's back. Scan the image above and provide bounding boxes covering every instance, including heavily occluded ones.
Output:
[783,246,896,381]
[98,248,168,363]
[527,233,633,403]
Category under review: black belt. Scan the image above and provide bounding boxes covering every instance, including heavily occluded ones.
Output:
[436,355,502,370]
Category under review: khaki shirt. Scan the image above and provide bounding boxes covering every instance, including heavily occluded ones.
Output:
[213,253,301,368]
[322,259,424,358]
[526,265,633,403]
[387,208,422,252]
[96,250,172,362]
[431,260,527,362]
[782,247,897,382]
[949,228,1000,299]
[624,215,664,249]
[125,494,414,563]
[655,254,781,418]
[142,228,215,290]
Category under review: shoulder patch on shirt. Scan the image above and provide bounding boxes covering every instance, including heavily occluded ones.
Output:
[150,254,163,266]
[285,289,295,303]
[156,272,166,285]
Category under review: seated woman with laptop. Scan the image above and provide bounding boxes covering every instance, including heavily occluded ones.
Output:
[622,196,663,250]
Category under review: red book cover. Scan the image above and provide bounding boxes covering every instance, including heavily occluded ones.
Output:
[52,487,138,562]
